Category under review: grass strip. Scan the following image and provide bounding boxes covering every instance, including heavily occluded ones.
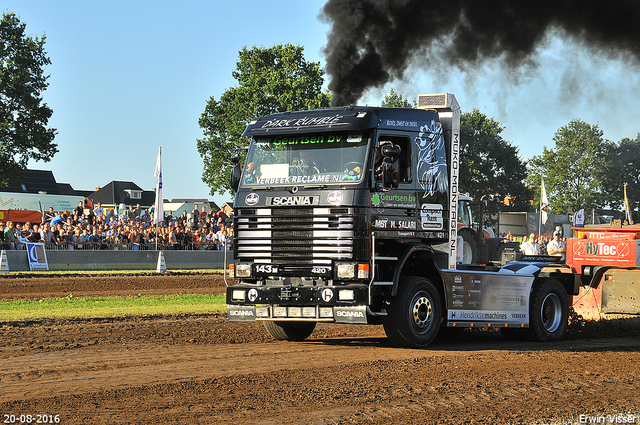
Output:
[0,293,227,321]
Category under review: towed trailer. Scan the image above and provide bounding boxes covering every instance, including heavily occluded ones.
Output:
[568,223,640,320]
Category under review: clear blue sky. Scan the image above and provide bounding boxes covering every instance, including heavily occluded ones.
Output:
[4,1,640,207]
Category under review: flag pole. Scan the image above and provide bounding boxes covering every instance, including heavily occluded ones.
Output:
[539,181,541,236]
[154,146,163,251]
[538,208,542,236]
[539,177,543,236]
[540,176,549,236]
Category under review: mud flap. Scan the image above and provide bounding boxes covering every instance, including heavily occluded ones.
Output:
[227,305,257,321]
[334,306,368,324]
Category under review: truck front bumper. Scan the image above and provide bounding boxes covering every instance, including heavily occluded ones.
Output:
[226,284,370,324]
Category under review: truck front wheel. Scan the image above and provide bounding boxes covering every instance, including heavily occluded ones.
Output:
[263,321,317,341]
[384,276,442,348]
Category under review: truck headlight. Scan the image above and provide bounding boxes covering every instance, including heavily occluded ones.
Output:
[335,262,369,279]
[288,307,302,317]
[336,263,356,279]
[320,307,333,318]
[338,289,355,301]
[235,263,252,278]
[231,289,246,301]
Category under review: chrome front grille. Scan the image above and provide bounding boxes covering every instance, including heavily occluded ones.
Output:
[236,207,354,265]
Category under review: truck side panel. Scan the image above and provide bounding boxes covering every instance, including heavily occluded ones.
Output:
[443,269,534,327]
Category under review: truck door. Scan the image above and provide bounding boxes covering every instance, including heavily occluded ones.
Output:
[371,133,419,240]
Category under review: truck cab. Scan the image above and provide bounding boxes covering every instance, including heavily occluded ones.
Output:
[226,94,578,348]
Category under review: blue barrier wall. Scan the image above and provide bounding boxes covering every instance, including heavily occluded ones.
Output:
[1,249,228,272]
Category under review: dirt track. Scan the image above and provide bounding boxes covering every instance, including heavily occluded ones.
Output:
[1,273,640,424]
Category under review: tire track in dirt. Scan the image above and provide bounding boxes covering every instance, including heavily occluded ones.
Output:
[3,336,639,423]
[194,345,640,425]
[0,342,423,402]
[2,274,640,424]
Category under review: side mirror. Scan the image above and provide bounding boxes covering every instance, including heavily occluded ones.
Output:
[381,144,401,159]
[230,153,242,192]
[382,157,400,188]
[377,142,400,189]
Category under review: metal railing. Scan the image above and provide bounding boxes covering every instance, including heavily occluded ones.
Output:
[7,241,232,251]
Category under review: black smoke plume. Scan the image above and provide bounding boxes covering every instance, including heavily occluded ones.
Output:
[321,0,640,106]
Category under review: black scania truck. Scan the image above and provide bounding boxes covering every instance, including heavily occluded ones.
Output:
[226,93,579,348]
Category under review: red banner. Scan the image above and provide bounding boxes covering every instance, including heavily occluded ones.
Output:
[568,238,640,269]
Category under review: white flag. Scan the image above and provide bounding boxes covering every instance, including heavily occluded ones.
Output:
[154,147,164,225]
[541,177,549,224]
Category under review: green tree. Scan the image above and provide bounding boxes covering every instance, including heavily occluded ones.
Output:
[600,134,640,218]
[528,119,614,214]
[381,88,414,107]
[197,44,331,195]
[460,109,531,227]
[0,12,57,186]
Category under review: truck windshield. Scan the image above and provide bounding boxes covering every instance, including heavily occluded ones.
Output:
[241,131,369,187]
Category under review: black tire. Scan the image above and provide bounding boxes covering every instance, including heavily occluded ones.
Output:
[501,278,568,342]
[383,276,442,348]
[262,321,316,341]
[485,238,504,263]
[459,229,478,264]
[527,278,569,341]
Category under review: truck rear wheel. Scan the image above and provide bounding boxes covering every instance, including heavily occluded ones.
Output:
[383,276,442,348]
[528,278,569,341]
[262,321,316,341]
[502,278,569,342]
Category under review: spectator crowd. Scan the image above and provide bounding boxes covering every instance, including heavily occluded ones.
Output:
[513,230,567,261]
[1,202,234,252]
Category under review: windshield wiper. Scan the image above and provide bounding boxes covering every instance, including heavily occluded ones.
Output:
[246,185,274,191]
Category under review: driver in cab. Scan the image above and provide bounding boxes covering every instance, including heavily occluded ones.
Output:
[294,151,322,175]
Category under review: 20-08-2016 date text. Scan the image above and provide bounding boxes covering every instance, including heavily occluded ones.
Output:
[3,414,60,424]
